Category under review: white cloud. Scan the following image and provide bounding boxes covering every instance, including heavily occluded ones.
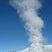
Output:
[18,45,52,52]
[19,48,29,52]
[44,45,52,52]
[9,45,52,52]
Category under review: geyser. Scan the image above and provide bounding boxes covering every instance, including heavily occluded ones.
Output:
[10,0,44,52]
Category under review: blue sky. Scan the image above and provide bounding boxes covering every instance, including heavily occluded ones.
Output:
[0,0,52,51]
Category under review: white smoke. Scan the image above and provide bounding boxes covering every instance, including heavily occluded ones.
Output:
[9,0,52,52]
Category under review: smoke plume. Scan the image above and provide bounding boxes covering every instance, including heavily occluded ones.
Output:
[10,0,44,52]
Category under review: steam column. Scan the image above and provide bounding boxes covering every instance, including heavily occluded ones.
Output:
[23,9,44,52]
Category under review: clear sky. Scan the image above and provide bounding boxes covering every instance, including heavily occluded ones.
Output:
[0,0,52,51]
